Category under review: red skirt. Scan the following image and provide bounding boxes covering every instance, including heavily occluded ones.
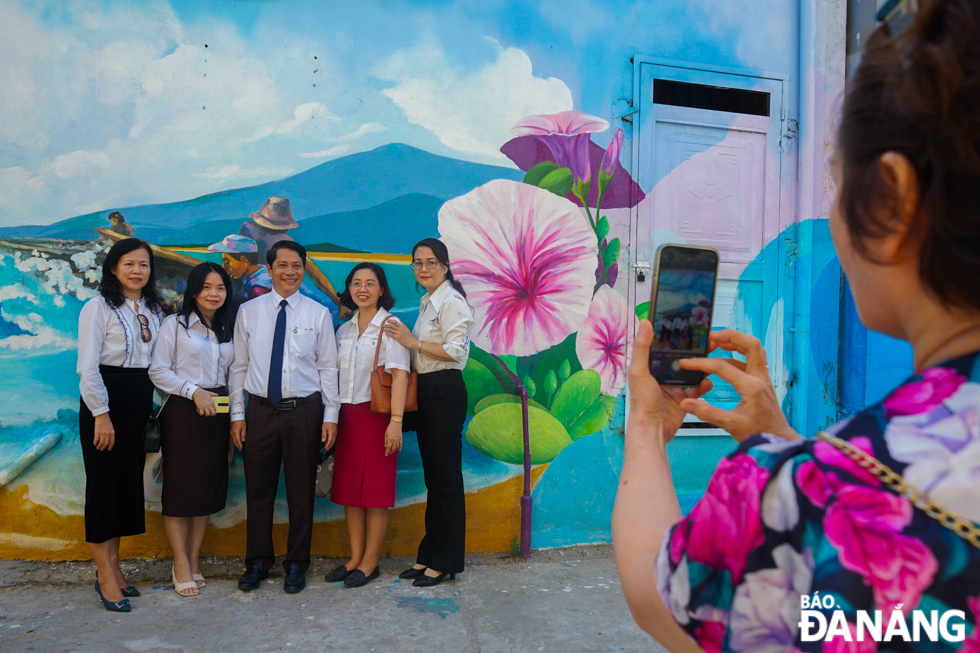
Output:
[331,402,398,508]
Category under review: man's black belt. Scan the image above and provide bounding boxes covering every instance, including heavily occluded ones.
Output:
[257,392,321,411]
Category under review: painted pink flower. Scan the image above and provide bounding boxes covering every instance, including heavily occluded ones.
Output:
[438,180,598,356]
[511,110,609,184]
[882,366,966,417]
[576,286,630,395]
[692,305,709,326]
[797,461,938,613]
[960,595,980,653]
[681,453,770,584]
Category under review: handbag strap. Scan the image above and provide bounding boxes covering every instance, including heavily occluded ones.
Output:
[815,431,980,549]
[157,320,182,414]
[373,315,395,373]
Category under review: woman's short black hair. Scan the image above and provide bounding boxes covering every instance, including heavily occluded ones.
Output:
[179,262,236,343]
[99,238,160,309]
[266,239,307,266]
[338,263,395,312]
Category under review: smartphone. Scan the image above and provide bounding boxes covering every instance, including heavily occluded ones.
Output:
[647,245,720,386]
[212,396,230,413]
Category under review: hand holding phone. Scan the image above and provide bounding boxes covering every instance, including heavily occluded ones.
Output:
[647,245,720,386]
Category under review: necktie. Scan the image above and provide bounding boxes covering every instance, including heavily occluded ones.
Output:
[267,299,288,404]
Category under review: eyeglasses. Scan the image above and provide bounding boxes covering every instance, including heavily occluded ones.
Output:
[135,313,152,343]
[412,260,442,271]
[349,280,378,289]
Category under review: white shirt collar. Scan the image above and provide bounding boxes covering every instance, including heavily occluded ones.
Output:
[271,288,301,309]
[348,307,390,330]
[423,280,455,312]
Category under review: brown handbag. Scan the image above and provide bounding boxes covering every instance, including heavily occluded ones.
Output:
[370,315,418,414]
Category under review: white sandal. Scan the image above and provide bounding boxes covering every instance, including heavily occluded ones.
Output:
[172,566,199,597]
[192,573,206,588]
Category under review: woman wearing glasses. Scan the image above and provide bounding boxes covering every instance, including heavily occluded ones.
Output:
[149,262,236,597]
[324,263,410,589]
[384,238,473,587]
[77,238,162,612]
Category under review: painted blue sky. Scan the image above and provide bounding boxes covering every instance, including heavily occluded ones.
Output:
[0,0,797,226]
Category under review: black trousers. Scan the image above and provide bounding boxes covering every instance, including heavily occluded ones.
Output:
[414,369,468,574]
[242,393,322,572]
[78,366,153,544]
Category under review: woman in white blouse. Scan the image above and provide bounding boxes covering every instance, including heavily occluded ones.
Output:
[325,263,410,589]
[385,238,474,588]
[76,239,162,612]
[149,262,236,598]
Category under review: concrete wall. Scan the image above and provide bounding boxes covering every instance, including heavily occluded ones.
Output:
[0,0,884,561]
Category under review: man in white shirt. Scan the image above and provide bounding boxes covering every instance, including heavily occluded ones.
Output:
[228,240,340,594]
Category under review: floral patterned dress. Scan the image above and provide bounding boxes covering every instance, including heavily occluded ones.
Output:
[656,353,980,652]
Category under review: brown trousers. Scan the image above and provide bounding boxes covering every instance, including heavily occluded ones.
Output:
[243,393,322,572]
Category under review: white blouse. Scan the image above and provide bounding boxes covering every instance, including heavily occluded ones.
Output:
[77,295,161,416]
[337,308,411,405]
[412,280,474,374]
[149,313,235,400]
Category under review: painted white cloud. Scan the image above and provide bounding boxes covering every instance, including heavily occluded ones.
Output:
[334,122,387,142]
[248,102,341,143]
[377,39,572,161]
[298,145,351,159]
[193,164,294,180]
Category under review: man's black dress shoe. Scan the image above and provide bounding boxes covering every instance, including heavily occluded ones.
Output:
[283,563,306,594]
[324,564,353,583]
[398,566,426,580]
[344,567,380,588]
[237,563,268,591]
[412,571,456,587]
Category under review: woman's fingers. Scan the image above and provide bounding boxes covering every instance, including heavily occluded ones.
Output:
[707,330,769,376]
[678,357,753,392]
[678,398,736,432]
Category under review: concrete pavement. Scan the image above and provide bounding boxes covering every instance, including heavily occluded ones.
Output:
[0,545,665,652]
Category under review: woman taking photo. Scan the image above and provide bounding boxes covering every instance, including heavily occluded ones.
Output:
[324,263,410,588]
[385,238,473,587]
[77,238,162,612]
[149,262,235,598]
[614,1,980,650]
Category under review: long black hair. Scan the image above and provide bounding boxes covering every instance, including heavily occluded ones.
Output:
[179,262,235,343]
[338,262,395,313]
[412,237,466,298]
[99,238,160,309]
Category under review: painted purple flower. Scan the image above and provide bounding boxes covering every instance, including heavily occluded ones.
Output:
[575,286,630,395]
[692,305,709,326]
[600,128,624,179]
[882,366,965,417]
[438,180,598,357]
[511,110,609,184]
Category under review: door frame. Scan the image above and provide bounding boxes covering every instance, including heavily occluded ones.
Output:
[626,56,797,431]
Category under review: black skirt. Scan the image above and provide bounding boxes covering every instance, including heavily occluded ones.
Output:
[78,365,153,544]
[160,386,230,517]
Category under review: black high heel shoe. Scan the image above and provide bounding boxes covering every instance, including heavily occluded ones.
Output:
[398,566,426,580]
[95,573,131,613]
[412,572,456,587]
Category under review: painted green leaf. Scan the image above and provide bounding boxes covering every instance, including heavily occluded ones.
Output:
[531,334,582,405]
[602,237,621,267]
[564,395,617,440]
[635,301,650,320]
[461,358,503,416]
[550,369,601,433]
[596,216,610,242]
[523,161,558,187]
[473,393,547,414]
[468,347,517,394]
[544,370,558,398]
[522,375,537,399]
[558,359,571,383]
[537,168,574,198]
[465,403,572,464]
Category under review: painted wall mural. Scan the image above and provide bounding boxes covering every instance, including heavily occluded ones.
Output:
[0,0,899,560]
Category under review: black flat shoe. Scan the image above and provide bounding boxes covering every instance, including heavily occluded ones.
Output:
[237,562,268,591]
[283,563,306,594]
[344,567,380,588]
[412,572,456,587]
[399,566,426,580]
[324,564,353,583]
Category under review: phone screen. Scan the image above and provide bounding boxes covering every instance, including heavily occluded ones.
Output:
[648,246,719,385]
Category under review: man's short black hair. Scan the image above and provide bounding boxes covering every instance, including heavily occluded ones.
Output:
[266,239,307,266]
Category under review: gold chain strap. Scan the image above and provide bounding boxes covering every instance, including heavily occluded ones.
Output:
[815,431,980,549]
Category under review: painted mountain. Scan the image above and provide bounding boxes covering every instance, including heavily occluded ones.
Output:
[1,144,524,254]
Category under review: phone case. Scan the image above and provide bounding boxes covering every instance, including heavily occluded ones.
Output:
[212,396,230,413]
[648,244,720,386]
